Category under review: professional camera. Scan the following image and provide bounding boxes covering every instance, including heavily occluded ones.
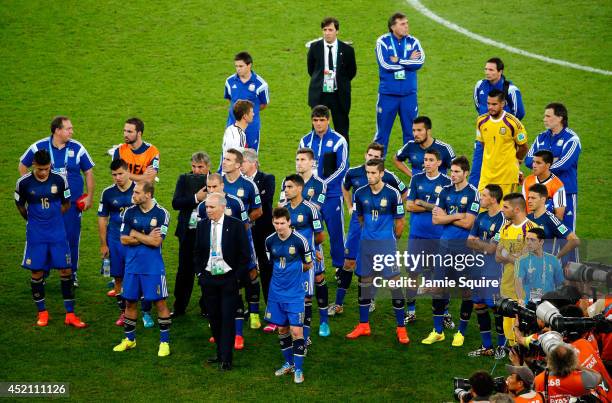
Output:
[565,261,612,288]
[536,301,610,334]
[495,298,539,333]
[452,376,506,401]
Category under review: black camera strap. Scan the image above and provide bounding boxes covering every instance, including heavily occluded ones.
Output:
[543,369,550,402]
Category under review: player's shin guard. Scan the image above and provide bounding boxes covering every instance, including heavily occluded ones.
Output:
[124,316,137,341]
[334,268,353,306]
[493,310,506,346]
[391,288,406,327]
[116,294,126,312]
[315,279,329,324]
[292,337,305,372]
[247,276,260,315]
[357,280,372,323]
[140,299,152,313]
[432,298,447,333]
[303,301,312,341]
[279,332,293,364]
[31,277,46,312]
[60,275,75,313]
[458,300,473,336]
[475,307,492,349]
[158,316,171,343]
[235,300,244,337]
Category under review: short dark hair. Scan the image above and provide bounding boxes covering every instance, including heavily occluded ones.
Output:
[488,89,505,102]
[321,17,339,30]
[486,57,504,72]
[528,227,546,240]
[387,12,407,31]
[233,99,254,121]
[545,102,568,127]
[125,117,144,134]
[284,173,304,188]
[33,149,51,165]
[110,158,128,171]
[413,116,432,130]
[272,206,291,221]
[451,156,470,172]
[366,142,385,155]
[534,150,554,165]
[365,158,385,172]
[503,192,526,211]
[484,184,503,203]
[141,181,155,198]
[469,370,495,397]
[296,147,315,160]
[50,116,69,135]
[424,148,441,161]
[226,148,244,164]
[234,51,253,65]
[311,105,330,119]
[528,183,548,199]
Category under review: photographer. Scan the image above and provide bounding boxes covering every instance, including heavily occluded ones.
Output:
[505,364,544,402]
[456,370,497,402]
[534,335,602,401]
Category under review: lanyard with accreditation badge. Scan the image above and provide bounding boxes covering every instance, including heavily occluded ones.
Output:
[48,138,70,175]
[390,35,408,80]
[306,131,324,170]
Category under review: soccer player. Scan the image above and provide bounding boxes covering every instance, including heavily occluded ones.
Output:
[224,52,269,152]
[423,156,479,346]
[98,159,153,327]
[16,149,86,328]
[522,150,565,219]
[470,89,528,195]
[113,117,160,183]
[298,105,348,284]
[526,183,580,261]
[345,159,409,345]
[515,228,564,305]
[222,149,263,341]
[394,116,455,177]
[525,103,581,232]
[113,181,172,357]
[19,116,95,286]
[373,12,425,153]
[404,148,450,324]
[331,142,407,317]
[466,184,506,358]
[281,175,326,341]
[222,100,252,154]
[495,193,538,344]
[265,207,312,384]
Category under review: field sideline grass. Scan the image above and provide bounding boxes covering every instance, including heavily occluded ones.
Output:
[1,0,610,401]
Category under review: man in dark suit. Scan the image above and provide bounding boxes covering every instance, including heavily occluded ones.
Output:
[170,152,210,318]
[240,149,275,304]
[307,16,357,146]
[194,192,250,370]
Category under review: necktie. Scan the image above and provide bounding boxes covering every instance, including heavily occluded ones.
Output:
[327,45,334,71]
[211,221,218,255]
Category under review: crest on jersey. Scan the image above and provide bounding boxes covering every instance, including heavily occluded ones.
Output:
[434,186,442,194]
[499,127,506,135]
[460,196,468,205]
[248,83,255,91]
[326,140,333,147]
[237,188,244,197]
[297,214,304,223]
[307,188,315,197]
[556,139,563,146]
[225,208,232,216]
[380,198,388,207]
[51,185,58,194]
[68,149,75,157]
[288,246,296,255]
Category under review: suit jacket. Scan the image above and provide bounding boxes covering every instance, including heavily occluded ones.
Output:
[307,39,357,112]
[172,172,208,240]
[251,170,275,240]
[193,215,250,279]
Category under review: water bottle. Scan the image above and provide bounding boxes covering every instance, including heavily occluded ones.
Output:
[102,258,111,277]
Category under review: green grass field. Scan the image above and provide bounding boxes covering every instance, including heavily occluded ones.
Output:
[1,0,611,401]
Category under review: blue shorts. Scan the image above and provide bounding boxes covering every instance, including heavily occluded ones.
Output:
[22,240,71,271]
[356,239,400,279]
[433,241,472,282]
[302,267,314,297]
[314,244,325,275]
[344,214,361,260]
[264,300,304,327]
[407,237,439,275]
[108,237,127,278]
[123,272,168,301]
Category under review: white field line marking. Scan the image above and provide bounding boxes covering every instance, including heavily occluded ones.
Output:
[407,0,612,76]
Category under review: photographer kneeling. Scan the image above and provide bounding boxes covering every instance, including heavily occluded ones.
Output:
[505,364,544,402]
[455,370,497,402]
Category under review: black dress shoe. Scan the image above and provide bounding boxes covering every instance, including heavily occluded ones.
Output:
[206,357,221,364]
[220,362,232,371]
[170,311,185,319]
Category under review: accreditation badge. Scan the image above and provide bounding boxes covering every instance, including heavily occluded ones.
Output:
[237,188,244,197]
[288,246,296,255]
[460,196,468,205]
[380,198,388,207]
[150,218,158,227]
[323,70,335,93]
[394,70,406,80]
[297,214,304,223]
[51,185,58,194]
[189,210,198,229]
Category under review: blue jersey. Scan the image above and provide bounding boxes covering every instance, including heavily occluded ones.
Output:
[343,165,407,197]
[279,175,327,208]
[223,175,261,213]
[395,139,456,175]
[375,32,424,96]
[197,193,249,225]
[436,183,480,240]
[473,77,525,120]
[20,136,95,201]
[516,252,564,304]
[98,182,135,241]
[354,184,404,240]
[525,128,581,194]
[470,210,505,277]
[15,172,70,243]
[224,71,269,126]
[285,200,323,251]
[265,231,312,304]
[407,172,451,239]
[298,128,348,197]
[528,210,570,254]
[120,202,170,275]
